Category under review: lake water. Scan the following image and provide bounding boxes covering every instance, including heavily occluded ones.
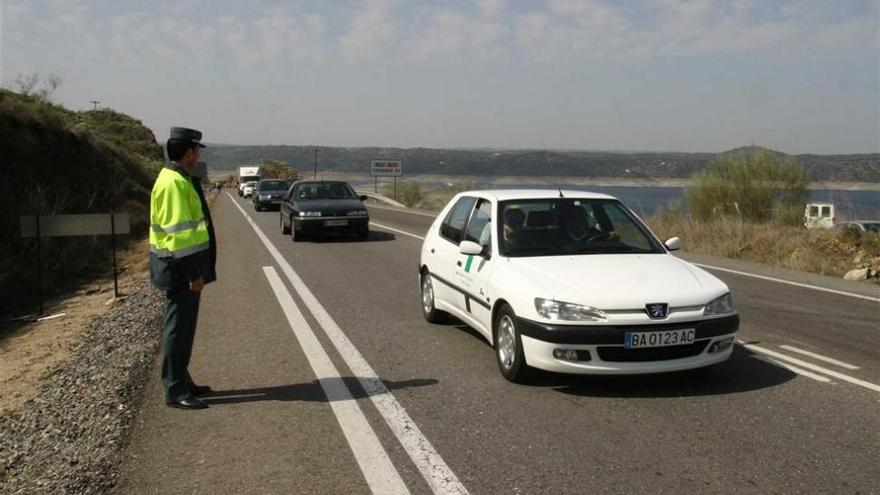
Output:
[356,181,880,219]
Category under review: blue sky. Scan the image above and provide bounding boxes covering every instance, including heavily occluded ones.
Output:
[2,0,878,153]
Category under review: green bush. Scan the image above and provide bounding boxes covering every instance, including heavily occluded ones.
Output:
[381,180,423,207]
[687,148,808,225]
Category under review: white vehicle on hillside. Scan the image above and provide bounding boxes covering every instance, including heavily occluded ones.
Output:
[419,190,739,382]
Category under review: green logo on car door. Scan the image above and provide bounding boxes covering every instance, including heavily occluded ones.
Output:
[464,255,474,273]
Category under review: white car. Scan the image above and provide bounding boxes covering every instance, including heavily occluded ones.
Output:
[419,190,739,382]
[242,181,258,198]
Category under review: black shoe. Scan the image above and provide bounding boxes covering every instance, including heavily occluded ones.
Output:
[167,397,208,410]
[190,384,213,396]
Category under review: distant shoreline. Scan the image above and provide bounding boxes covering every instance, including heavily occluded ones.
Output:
[210,170,880,191]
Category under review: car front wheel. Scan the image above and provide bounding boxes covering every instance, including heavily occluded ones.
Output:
[281,213,291,234]
[420,271,447,323]
[494,304,531,383]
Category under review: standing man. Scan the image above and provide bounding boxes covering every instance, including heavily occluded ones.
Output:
[150,127,216,410]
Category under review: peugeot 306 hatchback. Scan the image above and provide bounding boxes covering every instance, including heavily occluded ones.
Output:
[419,190,739,382]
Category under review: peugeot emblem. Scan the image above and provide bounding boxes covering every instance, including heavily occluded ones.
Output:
[645,303,669,319]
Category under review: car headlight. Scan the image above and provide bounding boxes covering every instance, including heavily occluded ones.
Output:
[703,293,735,316]
[347,210,368,216]
[300,211,321,217]
[534,298,606,321]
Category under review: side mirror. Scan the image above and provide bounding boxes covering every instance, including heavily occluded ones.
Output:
[664,236,682,251]
[359,195,368,202]
[459,240,484,256]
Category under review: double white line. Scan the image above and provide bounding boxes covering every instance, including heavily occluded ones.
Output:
[227,194,468,495]
[741,340,880,393]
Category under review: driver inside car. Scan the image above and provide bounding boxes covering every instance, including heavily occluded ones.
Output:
[557,205,603,242]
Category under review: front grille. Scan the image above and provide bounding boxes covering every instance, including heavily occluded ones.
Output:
[597,340,708,362]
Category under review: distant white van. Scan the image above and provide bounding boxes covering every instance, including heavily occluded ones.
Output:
[804,202,835,229]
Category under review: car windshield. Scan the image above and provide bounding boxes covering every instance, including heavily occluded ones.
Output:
[259,180,288,191]
[293,182,357,200]
[498,198,664,257]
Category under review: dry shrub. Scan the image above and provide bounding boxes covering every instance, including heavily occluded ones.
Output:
[647,212,880,278]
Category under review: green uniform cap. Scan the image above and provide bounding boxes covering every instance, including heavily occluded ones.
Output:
[169,127,206,148]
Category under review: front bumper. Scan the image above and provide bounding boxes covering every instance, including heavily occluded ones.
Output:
[517,314,739,375]
[293,216,369,234]
[255,197,284,208]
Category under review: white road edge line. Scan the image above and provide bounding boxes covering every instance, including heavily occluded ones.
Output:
[749,355,832,383]
[262,266,409,495]
[738,341,880,393]
[228,193,469,495]
[368,204,437,218]
[778,345,860,370]
[370,221,426,240]
[691,263,880,303]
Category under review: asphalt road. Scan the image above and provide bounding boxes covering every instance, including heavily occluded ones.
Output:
[115,193,880,494]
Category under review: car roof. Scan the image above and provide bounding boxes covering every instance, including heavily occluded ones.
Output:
[293,180,351,186]
[459,189,618,201]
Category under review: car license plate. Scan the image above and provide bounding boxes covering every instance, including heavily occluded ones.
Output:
[324,219,348,226]
[625,329,695,349]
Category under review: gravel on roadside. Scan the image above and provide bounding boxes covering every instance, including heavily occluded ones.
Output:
[0,277,164,494]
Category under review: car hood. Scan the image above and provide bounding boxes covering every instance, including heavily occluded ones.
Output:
[508,254,728,309]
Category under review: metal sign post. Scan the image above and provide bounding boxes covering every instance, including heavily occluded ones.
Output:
[20,213,131,316]
[369,160,403,200]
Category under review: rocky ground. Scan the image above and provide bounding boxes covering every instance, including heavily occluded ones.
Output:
[0,277,164,494]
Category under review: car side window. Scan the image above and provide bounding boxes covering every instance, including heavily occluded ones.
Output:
[464,199,492,251]
[440,196,477,244]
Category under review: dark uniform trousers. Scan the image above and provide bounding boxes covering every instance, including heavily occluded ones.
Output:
[162,287,202,401]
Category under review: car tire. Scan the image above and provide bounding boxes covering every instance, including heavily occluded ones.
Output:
[281,213,291,234]
[420,271,447,324]
[494,304,532,383]
[358,228,369,241]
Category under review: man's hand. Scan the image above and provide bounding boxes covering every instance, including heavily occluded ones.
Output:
[189,277,205,292]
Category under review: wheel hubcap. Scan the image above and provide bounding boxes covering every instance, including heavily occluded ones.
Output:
[422,276,434,314]
[497,315,516,369]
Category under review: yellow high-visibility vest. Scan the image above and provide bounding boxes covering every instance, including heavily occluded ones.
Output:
[149,166,210,260]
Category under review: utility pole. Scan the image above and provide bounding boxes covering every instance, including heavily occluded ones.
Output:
[313,148,318,179]
[90,100,100,110]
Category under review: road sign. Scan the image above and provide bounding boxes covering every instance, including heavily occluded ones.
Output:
[20,213,131,315]
[370,160,402,177]
[20,213,130,237]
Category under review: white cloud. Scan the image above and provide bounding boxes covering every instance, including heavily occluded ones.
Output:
[514,0,877,61]
[405,10,506,60]
[474,0,507,17]
[338,0,398,62]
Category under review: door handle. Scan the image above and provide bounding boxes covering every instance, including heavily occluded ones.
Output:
[456,261,462,267]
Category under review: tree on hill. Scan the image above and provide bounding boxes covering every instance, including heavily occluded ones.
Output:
[687,148,808,225]
[258,159,299,181]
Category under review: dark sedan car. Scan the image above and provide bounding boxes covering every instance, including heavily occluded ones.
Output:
[280,181,370,241]
[253,179,290,211]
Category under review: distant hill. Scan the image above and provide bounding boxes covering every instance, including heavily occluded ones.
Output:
[201,144,880,182]
[0,89,163,317]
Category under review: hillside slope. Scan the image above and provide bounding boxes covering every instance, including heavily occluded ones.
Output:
[0,89,164,318]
